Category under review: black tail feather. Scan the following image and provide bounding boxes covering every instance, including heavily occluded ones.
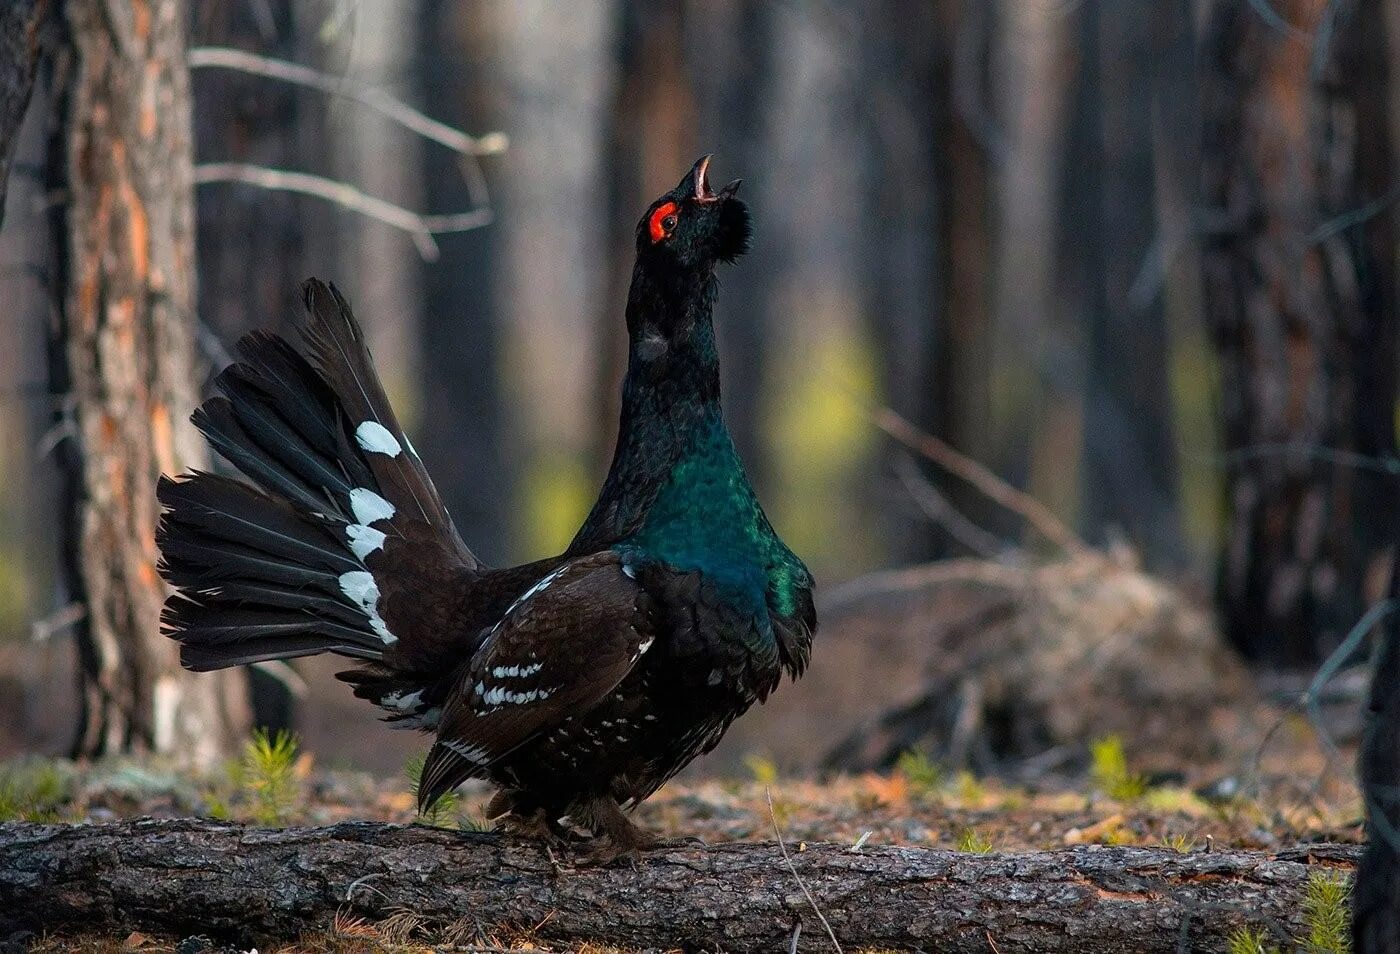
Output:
[158,473,394,670]
[159,278,478,678]
[299,280,468,551]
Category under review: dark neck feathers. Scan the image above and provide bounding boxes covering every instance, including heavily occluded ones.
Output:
[570,261,729,551]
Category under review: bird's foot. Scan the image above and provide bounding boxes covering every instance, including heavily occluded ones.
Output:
[571,837,646,868]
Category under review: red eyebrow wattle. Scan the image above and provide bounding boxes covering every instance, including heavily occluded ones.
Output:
[649,202,678,243]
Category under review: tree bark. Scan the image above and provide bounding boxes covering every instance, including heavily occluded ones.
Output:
[1200,0,1399,667]
[0,819,1359,952]
[46,0,249,767]
[0,0,47,232]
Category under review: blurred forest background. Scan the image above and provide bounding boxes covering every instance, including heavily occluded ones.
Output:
[1,0,1397,778]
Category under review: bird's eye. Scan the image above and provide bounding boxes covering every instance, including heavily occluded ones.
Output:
[648,202,680,243]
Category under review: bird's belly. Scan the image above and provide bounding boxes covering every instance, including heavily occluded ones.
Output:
[500,648,760,805]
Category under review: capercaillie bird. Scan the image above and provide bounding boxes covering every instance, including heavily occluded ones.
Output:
[157,156,815,857]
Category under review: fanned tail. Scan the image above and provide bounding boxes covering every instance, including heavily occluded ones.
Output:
[158,279,479,677]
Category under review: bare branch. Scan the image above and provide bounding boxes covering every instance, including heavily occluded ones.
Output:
[187,47,509,158]
[874,407,1091,557]
[193,163,493,261]
[892,453,1010,560]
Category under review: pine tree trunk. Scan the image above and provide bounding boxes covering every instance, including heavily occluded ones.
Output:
[0,0,47,231]
[694,0,777,487]
[1356,558,1400,951]
[1200,0,1399,667]
[190,1,306,345]
[930,0,997,546]
[592,0,696,472]
[47,0,249,767]
[857,1,943,561]
[1059,0,1183,567]
[416,0,511,564]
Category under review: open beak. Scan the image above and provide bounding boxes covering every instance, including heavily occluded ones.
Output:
[691,154,741,203]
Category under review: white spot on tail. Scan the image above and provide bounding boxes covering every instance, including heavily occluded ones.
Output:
[349,488,395,526]
[346,523,387,560]
[356,421,402,456]
[338,570,395,644]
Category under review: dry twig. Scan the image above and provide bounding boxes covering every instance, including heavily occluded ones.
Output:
[874,406,1090,557]
[188,47,508,158]
[766,788,842,954]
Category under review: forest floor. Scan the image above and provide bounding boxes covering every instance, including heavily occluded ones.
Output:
[1,711,1364,954]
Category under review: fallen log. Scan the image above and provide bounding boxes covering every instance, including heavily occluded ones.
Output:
[0,819,1360,952]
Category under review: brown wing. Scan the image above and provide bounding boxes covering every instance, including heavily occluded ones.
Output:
[417,551,656,810]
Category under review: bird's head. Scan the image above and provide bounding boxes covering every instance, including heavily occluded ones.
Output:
[634,155,750,271]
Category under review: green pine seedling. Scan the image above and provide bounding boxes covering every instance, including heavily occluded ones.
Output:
[232,728,300,826]
[1301,870,1351,953]
[460,814,494,833]
[406,752,459,828]
[0,761,67,822]
[895,750,942,797]
[1090,735,1148,801]
[1161,832,1197,853]
[1226,926,1281,954]
[956,828,994,854]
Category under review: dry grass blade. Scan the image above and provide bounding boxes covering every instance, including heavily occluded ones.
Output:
[766,787,842,954]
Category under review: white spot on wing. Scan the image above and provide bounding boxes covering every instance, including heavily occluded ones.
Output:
[346,523,387,560]
[444,739,492,764]
[349,488,396,525]
[381,689,422,711]
[479,683,553,706]
[356,420,403,456]
[511,564,569,612]
[338,570,395,644]
[388,706,441,730]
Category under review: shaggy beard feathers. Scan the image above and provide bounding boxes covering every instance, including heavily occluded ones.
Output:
[715,198,752,263]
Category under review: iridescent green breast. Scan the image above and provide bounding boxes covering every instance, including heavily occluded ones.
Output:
[621,416,809,620]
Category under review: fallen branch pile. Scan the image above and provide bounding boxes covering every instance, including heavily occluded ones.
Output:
[0,819,1360,951]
